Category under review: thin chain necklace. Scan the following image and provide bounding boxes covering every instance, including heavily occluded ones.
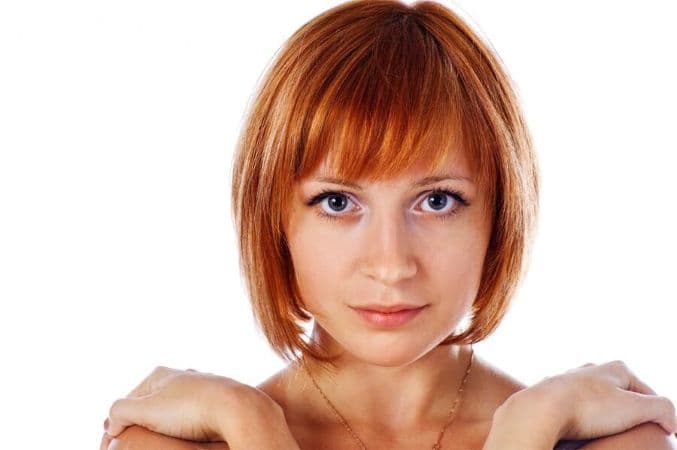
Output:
[299,344,474,450]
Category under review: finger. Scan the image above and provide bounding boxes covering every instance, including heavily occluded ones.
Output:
[613,361,658,396]
[126,366,176,397]
[626,373,658,396]
[100,431,113,450]
[107,395,153,436]
[626,391,677,434]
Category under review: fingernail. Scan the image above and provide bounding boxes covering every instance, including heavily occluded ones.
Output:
[104,418,109,431]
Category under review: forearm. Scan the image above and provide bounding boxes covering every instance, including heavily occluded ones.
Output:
[482,388,567,450]
[106,426,207,450]
[224,413,300,450]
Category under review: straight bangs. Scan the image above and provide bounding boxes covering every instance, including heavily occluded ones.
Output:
[292,12,496,209]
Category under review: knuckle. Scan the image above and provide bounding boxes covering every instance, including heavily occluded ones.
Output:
[572,362,595,371]
[108,398,123,418]
[149,365,173,379]
[608,359,628,371]
[660,396,676,414]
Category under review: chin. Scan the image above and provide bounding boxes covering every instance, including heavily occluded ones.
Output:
[342,332,436,367]
[311,317,449,366]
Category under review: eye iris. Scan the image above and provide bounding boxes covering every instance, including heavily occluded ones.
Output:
[327,194,348,211]
[428,193,447,210]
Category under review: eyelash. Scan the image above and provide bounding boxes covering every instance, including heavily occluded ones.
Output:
[306,187,470,224]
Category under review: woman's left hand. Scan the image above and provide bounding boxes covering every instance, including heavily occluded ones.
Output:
[102,366,283,444]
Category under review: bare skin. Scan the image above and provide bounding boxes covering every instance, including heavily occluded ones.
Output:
[256,344,528,450]
[103,360,675,450]
[102,150,677,449]
[255,148,520,449]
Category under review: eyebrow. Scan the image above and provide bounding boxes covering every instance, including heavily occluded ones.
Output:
[311,174,473,190]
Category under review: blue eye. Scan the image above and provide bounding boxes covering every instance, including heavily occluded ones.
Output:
[306,188,470,223]
[306,190,355,222]
[421,189,456,213]
[323,192,352,213]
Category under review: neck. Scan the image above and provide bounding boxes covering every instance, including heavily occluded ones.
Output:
[292,324,474,434]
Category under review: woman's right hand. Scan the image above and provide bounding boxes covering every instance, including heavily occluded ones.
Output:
[508,360,677,442]
[103,366,285,444]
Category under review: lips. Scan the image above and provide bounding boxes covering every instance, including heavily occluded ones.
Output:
[350,304,428,328]
[350,303,426,313]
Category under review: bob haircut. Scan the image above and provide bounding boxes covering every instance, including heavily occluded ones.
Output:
[231,0,539,368]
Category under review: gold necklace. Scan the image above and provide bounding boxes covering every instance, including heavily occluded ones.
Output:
[299,344,474,450]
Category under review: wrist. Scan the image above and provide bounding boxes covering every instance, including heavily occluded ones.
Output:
[215,387,300,449]
[225,406,300,450]
[483,388,567,450]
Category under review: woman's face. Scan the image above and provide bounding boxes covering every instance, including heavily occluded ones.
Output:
[284,150,492,366]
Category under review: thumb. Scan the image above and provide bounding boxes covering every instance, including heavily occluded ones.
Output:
[107,394,155,437]
[626,391,677,434]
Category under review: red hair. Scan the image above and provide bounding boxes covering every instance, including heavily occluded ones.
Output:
[231,0,540,366]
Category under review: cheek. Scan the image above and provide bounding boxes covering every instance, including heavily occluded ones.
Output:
[287,223,352,310]
[419,225,489,305]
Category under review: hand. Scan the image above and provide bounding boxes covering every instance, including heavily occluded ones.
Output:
[103,366,284,444]
[509,360,677,441]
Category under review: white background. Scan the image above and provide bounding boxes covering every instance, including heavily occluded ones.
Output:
[0,1,675,448]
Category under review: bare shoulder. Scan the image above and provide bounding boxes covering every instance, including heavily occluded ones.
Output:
[579,422,677,450]
[462,351,529,421]
[473,352,529,395]
[256,366,297,415]
[106,425,230,450]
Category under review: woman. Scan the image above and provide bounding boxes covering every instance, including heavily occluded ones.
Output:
[101,1,676,449]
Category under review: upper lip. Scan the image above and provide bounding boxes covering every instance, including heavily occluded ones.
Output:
[351,303,427,313]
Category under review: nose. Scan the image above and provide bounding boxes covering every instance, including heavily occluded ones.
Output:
[360,210,417,285]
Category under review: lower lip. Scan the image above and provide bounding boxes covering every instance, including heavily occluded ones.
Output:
[351,306,427,328]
